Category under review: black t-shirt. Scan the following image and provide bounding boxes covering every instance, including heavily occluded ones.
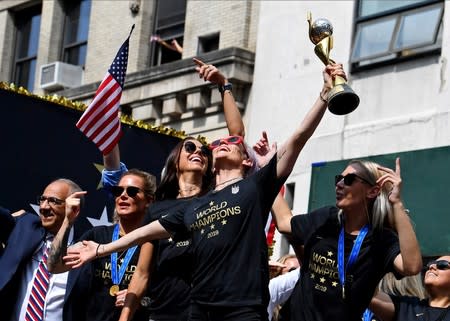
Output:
[77,225,148,321]
[159,155,284,307]
[392,296,450,321]
[289,206,400,321]
[141,198,194,318]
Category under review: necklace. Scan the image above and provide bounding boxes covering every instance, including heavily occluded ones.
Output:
[178,185,201,197]
[179,185,199,191]
[214,176,243,189]
[178,186,199,193]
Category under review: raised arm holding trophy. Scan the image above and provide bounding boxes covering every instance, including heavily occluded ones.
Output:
[307,12,360,115]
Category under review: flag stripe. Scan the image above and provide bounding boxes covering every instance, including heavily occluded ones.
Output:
[85,99,121,139]
[91,113,120,143]
[76,32,131,154]
[98,121,121,150]
[76,74,114,128]
[77,80,121,132]
[101,131,123,155]
[78,81,119,131]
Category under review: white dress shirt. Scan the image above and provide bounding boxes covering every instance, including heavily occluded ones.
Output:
[11,229,73,321]
[267,268,300,320]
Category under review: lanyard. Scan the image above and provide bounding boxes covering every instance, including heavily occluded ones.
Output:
[111,224,138,286]
[337,223,370,299]
[363,309,374,321]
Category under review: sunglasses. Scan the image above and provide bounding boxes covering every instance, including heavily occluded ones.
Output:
[426,260,450,270]
[335,173,373,186]
[183,141,211,157]
[37,195,65,206]
[209,135,244,150]
[111,186,143,198]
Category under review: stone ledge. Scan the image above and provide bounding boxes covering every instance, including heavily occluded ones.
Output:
[57,47,255,101]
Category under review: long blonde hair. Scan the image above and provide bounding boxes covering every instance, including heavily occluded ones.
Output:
[339,160,394,230]
[379,272,426,299]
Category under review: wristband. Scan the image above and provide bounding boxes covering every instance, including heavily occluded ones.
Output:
[218,83,232,94]
[95,244,101,257]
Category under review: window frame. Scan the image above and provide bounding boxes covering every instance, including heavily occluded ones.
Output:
[150,0,186,67]
[197,32,220,55]
[61,0,91,67]
[351,0,444,72]
[12,4,42,91]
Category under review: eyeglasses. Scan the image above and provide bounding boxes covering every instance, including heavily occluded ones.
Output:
[335,173,373,186]
[183,141,211,157]
[209,135,244,150]
[111,186,143,198]
[37,196,65,206]
[426,260,450,270]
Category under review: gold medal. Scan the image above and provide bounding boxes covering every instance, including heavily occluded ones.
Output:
[110,284,120,296]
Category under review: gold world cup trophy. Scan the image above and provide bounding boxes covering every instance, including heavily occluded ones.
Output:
[307,12,359,115]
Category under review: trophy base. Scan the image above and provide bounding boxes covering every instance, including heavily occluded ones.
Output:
[327,83,360,115]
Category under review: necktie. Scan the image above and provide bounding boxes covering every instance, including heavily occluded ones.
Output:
[25,242,51,321]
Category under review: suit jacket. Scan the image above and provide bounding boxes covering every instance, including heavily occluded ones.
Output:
[0,210,91,321]
[0,206,14,257]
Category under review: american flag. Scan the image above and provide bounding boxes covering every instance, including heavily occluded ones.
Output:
[76,26,134,155]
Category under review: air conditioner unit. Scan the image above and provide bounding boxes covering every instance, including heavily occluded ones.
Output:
[40,61,83,90]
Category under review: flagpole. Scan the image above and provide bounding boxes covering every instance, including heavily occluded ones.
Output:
[128,24,135,38]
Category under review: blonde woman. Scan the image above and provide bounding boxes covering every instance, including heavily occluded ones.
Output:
[271,158,422,321]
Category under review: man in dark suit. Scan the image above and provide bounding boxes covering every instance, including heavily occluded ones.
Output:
[0,178,84,321]
[0,206,15,256]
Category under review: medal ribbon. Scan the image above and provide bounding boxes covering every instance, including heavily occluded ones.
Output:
[363,308,374,321]
[111,224,138,286]
[337,223,370,299]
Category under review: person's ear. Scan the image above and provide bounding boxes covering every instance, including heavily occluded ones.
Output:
[242,158,253,170]
[145,196,154,207]
[366,185,380,200]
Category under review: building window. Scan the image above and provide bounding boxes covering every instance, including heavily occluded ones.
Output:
[62,0,91,66]
[351,0,444,71]
[151,0,186,66]
[13,5,41,91]
[198,33,220,55]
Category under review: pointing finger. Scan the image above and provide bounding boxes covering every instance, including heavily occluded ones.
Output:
[193,57,205,67]
[395,157,401,176]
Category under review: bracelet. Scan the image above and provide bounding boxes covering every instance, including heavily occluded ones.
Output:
[95,244,101,257]
[319,92,328,103]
